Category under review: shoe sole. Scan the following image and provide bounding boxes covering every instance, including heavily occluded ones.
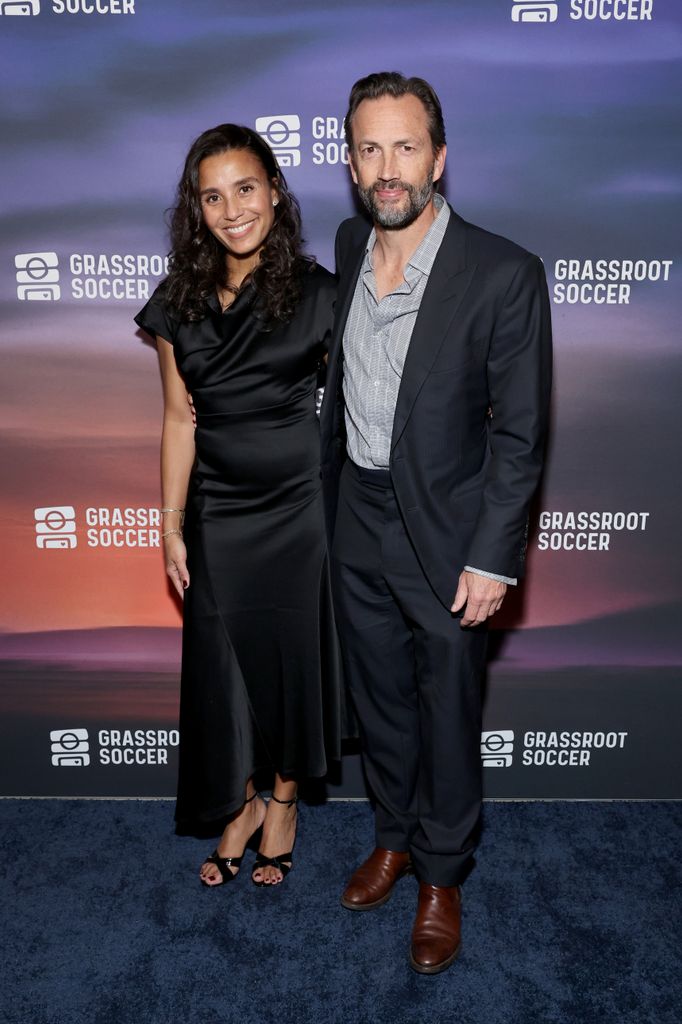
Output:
[408,942,461,975]
[340,865,413,912]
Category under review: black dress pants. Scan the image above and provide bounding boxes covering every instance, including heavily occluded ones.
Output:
[331,460,486,887]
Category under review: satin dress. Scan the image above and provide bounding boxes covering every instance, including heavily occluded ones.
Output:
[135,265,342,825]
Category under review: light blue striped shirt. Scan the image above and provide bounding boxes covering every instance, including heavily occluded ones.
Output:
[343,194,450,470]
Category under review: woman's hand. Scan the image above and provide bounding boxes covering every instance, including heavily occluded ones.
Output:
[164,532,190,597]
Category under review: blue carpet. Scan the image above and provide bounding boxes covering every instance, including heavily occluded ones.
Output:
[0,800,680,1024]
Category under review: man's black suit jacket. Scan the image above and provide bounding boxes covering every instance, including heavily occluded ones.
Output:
[320,205,553,611]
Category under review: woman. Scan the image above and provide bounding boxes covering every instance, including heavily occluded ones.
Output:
[135,125,341,888]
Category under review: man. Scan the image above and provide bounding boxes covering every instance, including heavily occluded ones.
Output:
[320,72,552,974]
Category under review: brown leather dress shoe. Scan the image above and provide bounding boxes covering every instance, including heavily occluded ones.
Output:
[340,848,412,911]
[409,882,462,974]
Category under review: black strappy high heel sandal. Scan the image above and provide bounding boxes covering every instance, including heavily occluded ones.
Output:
[251,793,298,887]
[200,790,263,887]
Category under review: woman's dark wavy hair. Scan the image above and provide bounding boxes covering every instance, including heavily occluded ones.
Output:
[164,124,310,325]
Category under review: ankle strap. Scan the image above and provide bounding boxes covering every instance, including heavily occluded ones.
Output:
[244,790,260,803]
[270,793,298,807]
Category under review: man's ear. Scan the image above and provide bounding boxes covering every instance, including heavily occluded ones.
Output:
[433,144,447,186]
[348,150,359,186]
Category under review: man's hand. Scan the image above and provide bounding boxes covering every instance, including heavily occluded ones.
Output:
[187,392,197,429]
[451,570,506,627]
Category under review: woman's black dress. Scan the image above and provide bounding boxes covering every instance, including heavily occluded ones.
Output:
[135,265,342,825]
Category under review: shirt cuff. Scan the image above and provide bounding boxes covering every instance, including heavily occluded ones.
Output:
[464,566,517,586]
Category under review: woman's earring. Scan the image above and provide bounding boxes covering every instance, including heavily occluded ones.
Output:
[273,199,279,206]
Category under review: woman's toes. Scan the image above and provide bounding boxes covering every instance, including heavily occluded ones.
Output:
[201,863,226,885]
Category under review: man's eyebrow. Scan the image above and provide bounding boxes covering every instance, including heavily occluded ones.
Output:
[357,137,419,146]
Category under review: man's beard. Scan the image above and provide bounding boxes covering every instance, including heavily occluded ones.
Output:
[357,171,435,230]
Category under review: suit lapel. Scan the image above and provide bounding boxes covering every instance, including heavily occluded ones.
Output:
[328,246,364,374]
[390,210,474,452]
[320,229,367,455]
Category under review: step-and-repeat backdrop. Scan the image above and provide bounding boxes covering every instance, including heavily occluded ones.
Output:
[1,0,680,801]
